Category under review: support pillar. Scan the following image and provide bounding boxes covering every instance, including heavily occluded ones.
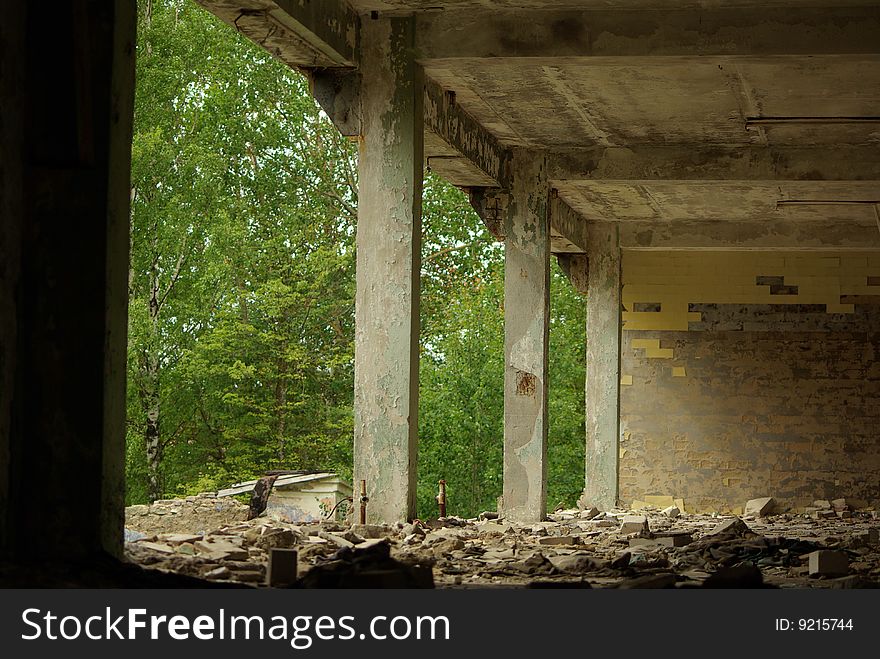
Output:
[502,151,549,523]
[584,224,622,510]
[353,16,423,524]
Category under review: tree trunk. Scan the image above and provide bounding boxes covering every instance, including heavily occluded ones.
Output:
[274,354,287,464]
[144,258,162,501]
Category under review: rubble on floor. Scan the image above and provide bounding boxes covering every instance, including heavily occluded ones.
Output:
[123,497,880,589]
[125,492,248,535]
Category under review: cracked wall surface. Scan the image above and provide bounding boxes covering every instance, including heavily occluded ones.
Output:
[619,250,880,513]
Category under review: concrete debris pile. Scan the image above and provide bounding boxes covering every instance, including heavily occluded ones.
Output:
[124,496,880,588]
[125,493,248,536]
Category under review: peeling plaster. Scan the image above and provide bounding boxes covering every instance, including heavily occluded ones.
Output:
[502,150,549,522]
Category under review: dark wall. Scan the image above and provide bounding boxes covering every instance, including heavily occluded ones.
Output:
[0,1,135,561]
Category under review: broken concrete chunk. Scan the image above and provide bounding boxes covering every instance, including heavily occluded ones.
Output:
[579,507,601,520]
[204,566,230,580]
[318,531,355,549]
[707,517,753,537]
[350,524,387,539]
[831,498,850,512]
[136,541,175,554]
[229,570,264,583]
[161,533,202,545]
[661,505,680,518]
[193,539,248,560]
[618,515,649,535]
[537,535,579,546]
[629,532,692,548]
[432,537,465,555]
[813,500,832,509]
[744,497,775,518]
[548,554,599,574]
[808,550,849,577]
[813,509,837,520]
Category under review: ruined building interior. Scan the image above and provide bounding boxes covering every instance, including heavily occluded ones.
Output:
[1,1,879,587]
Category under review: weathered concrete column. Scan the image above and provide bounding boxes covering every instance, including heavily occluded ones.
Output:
[353,17,423,524]
[584,224,622,510]
[502,151,550,523]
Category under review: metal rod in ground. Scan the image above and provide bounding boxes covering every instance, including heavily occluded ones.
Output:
[359,479,368,524]
[437,479,447,518]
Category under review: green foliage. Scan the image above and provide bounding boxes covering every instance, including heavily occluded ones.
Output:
[128,0,355,502]
[127,0,585,517]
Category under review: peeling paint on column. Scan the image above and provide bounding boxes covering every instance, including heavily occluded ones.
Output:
[584,223,621,511]
[353,17,422,524]
[502,150,549,523]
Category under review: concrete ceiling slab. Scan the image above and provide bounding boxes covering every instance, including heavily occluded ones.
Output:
[424,55,880,149]
[556,180,880,223]
[349,1,880,10]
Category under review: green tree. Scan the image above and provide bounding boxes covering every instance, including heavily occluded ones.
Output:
[128,0,356,501]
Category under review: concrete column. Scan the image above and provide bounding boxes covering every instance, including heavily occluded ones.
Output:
[0,1,135,561]
[502,151,550,523]
[584,223,622,510]
[353,16,423,524]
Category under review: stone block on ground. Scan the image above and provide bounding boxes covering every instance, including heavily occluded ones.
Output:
[808,550,849,577]
[744,497,775,517]
[661,505,680,518]
[629,532,692,548]
[618,515,649,535]
[579,507,600,520]
[832,498,850,512]
[268,548,298,587]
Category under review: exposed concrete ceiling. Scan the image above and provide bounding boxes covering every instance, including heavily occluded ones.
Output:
[197,0,880,251]
[556,181,880,224]
[426,56,880,149]
[348,1,880,10]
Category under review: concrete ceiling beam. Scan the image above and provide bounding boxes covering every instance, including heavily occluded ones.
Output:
[195,0,359,68]
[550,194,588,253]
[547,146,880,182]
[423,78,512,187]
[415,6,880,60]
[616,220,880,251]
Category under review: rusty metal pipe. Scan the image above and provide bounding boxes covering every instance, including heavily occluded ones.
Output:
[437,479,447,518]
[359,479,368,525]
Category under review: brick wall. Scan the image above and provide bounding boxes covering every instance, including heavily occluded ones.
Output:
[618,252,880,513]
